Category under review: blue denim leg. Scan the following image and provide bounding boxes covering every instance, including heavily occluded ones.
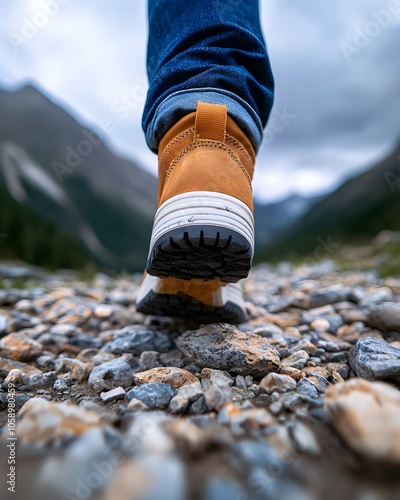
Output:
[143,0,274,153]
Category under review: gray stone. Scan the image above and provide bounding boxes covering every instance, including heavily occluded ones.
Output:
[126,382,176,410]
[127,398,149,411]
[360,290,394,308]
[291,421,320,455]
[188,395,208,415]
[139,350,162,370]
[324,314,344,334]
[296,379,319,399]
[103,327,172,355]
[301,305,336,324]
[317,339,352,352]
[88,356,135,392]
[252,323,284,337]
[259,372,296,394]
[35,355,56,369]
[305,373,331,394]
[326,378,400,463]
[349,337,400,383]
[309,285,350,307]
[28,371,57,389]
[280,392,307,412]
[368,302,400,332]
[269,401,283,415]
[100,386,126,403]
[235,375,247,391]
[281,350,309,369]
[53,378,69,391]
[202,376,232,411]
[201,368,234,386]
[177,324,280,377]
[169,381,204,414]
[349,285,366,303]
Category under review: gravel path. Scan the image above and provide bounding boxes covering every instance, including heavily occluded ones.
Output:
[1,260,400,500]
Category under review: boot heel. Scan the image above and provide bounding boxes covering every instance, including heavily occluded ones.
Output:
[146,191,254,282]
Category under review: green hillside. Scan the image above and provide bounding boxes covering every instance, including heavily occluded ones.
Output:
[263,143,400,259]
[0,185,94,270]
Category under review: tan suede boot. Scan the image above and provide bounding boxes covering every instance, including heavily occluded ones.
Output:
[136,102,255,323]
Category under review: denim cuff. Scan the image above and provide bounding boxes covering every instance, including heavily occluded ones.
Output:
[145,88,264,153]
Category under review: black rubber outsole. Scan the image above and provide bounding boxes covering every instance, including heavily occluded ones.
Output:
[146,225,252,283]
[136,290,247,324]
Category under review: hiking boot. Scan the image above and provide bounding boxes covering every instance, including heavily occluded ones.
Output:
[136,272,248,324]
[136,102,255,323]
[147,101,255,282]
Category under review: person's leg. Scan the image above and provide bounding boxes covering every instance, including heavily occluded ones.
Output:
[143,0,274,154]
[136,0,274,323]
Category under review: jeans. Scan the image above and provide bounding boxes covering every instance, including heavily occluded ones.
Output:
[142,0,274,153]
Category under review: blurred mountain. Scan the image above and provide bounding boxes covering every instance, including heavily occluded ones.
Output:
[264,142,400,258]
[254,194,320,249]
[0,84,157,271]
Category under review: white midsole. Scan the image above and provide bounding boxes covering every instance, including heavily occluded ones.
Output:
[136,273,246,311]
[148,191,254,257]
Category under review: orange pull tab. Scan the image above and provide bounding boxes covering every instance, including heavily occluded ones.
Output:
[194,102,227,143]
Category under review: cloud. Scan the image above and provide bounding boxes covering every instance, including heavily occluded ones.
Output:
[1,0,399,202]
[254,0,400,200]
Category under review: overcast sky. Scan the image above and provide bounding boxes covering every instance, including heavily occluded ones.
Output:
[1,0,400,202]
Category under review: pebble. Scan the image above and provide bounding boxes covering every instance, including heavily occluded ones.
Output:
[306,373,331,394]
[100,387,126,403]
[103,327,172,355]
[290,421,321,455]
[202,372,232,411]
[259,372,297,393]
[281,350,309,369]
[133,367,199,388]
[301,305,336,324]
[235,375,247,391]
[0,332,42,361]
[139,350,162,370]
[349,337,400,383]
[44,298,94,325]
[16,398,101,446]
[368,302,400,332]
[0,356,42,377]
[127,398,149,411]
[4,368,28,387]
[279,366,304,381]
[290,338,317,355]
[54,378,69,391]
[126,382,177,410]
[28,371,57,389]
[169,381,204,414]
[56,357,90,383]
[88,356,135,392]
[326,378,400,463]
[280,392,307,412]
[309,285,350,307]
[94,304,115,319]
[177,323,280,377]
[201,368,234,386]
[296,378,320,399]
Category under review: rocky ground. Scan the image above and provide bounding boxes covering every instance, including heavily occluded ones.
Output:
[0,259,400,500]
